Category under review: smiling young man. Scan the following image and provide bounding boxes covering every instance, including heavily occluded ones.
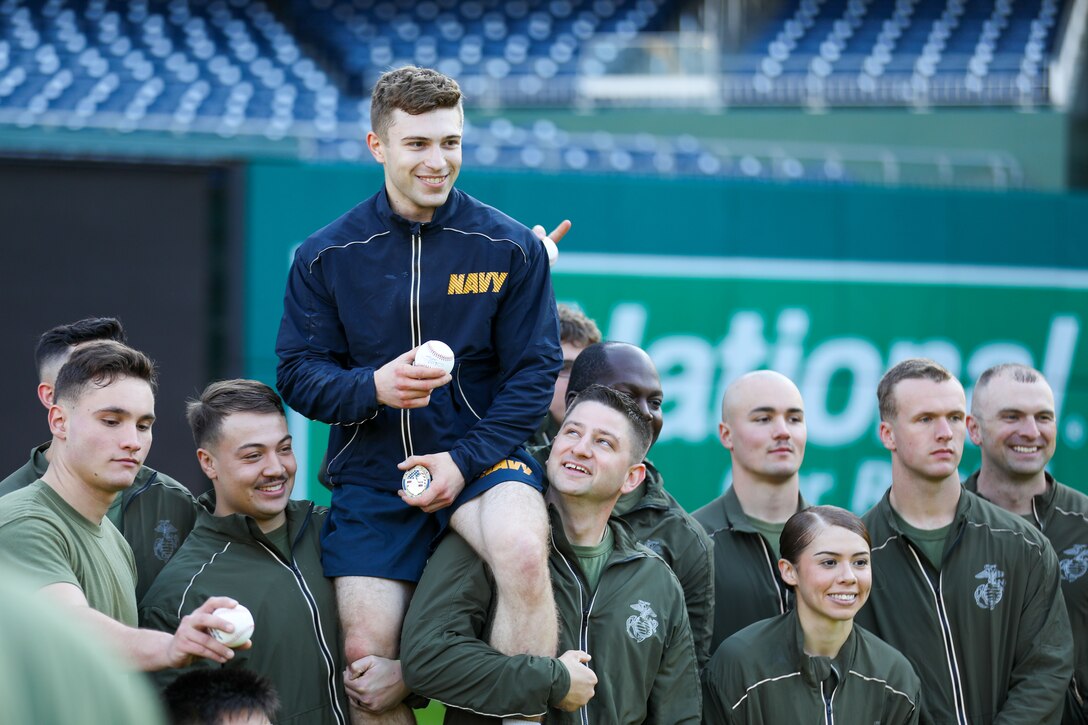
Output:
[964,364,1088,724]
[0,341,241,672]
[401,385,700,724]
[854,358,1073,724]
[139,379,348,724]
[276,66,564,724]
[543,341,714,668]
[693,370,809,654]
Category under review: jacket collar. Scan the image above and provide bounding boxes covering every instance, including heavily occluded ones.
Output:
[786,608,857,690]
[549,504,645,566]
[612,459,667,517]
[29,441,50,478]
[374,184,463,230]
[874,484,973,537]
[717,485,809,534]
[962,469,1057,527]
[195,490,315,557]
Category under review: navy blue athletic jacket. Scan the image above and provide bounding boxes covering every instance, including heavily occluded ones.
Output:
[276,186,561,490]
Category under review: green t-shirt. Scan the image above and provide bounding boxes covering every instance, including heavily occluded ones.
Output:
[892,510,951,571]
[571,526,614,594]
[747,516,788,561]
[0,570,165,724]
[265,521,292,560]
[0,480,138,626]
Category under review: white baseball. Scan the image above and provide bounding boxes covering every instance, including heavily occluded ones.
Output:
[541,236,559,266]
[211,604,254,648]
[414,340,455,374]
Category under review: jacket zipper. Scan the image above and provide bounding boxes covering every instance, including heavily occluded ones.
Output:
[401,228,424,460]
[756,534,788,614]
[905,545,969,725]
[258,540,348,725]
[556,549,594,725]
[820,679,836,725]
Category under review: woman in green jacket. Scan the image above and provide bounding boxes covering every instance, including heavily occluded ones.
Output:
[703,506,920,724]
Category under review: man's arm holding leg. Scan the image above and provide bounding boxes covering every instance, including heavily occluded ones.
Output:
[401,533,581,716]
[448,482,558,660]
[336,576,416,725]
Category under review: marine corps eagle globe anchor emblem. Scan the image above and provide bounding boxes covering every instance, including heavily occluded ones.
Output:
[1060,544,1088,583]
[973,564,1006,610]
[626,600,659,642]
[154,520,180,562]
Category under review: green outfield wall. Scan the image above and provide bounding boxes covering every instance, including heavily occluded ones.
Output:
[245,160,1088,509]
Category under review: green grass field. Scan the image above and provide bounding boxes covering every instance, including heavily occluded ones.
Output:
[415,701,445,724]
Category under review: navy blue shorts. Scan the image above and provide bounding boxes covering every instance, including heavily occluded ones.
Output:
[320,446,543,582]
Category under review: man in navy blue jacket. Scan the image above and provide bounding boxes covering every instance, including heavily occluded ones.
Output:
[276,66,563,725]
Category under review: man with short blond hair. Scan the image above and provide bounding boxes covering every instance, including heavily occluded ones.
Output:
[965,363,1088,724]
[856,358,1073,724]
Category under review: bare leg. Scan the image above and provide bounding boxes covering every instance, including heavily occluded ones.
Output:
[450,482,558,657]
[336,576,417,725]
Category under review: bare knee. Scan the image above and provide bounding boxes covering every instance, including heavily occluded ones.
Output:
[344,630,397,664]
[488,522,550,595]
[336,577,412,662]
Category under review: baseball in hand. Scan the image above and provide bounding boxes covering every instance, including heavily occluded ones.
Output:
[211,604,254,648]
[402,464,432,497]
[414,340,455,374]
[541,236,559,266]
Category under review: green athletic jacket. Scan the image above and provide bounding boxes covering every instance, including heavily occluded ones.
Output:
[0,441,200,600]
[139,495,348,725]
[612,460,714,668]
[400,508,701,724]
[964,471,1088,725]
[531,445,715,668]
[703,608,920,724]
[692,486,808,655]
[856,488,1074,725]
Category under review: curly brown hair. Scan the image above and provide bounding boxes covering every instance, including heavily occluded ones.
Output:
[370,66,462,140]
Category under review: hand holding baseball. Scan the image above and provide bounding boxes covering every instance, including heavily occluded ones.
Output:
[211,604,254,648]
[374,348,451,409]
[167,596,249,668]
[413,340,455,373]
[397,452,465,512]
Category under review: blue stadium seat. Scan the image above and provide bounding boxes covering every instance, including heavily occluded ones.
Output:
[0,0,1061,176]
[732,0,1066,106]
